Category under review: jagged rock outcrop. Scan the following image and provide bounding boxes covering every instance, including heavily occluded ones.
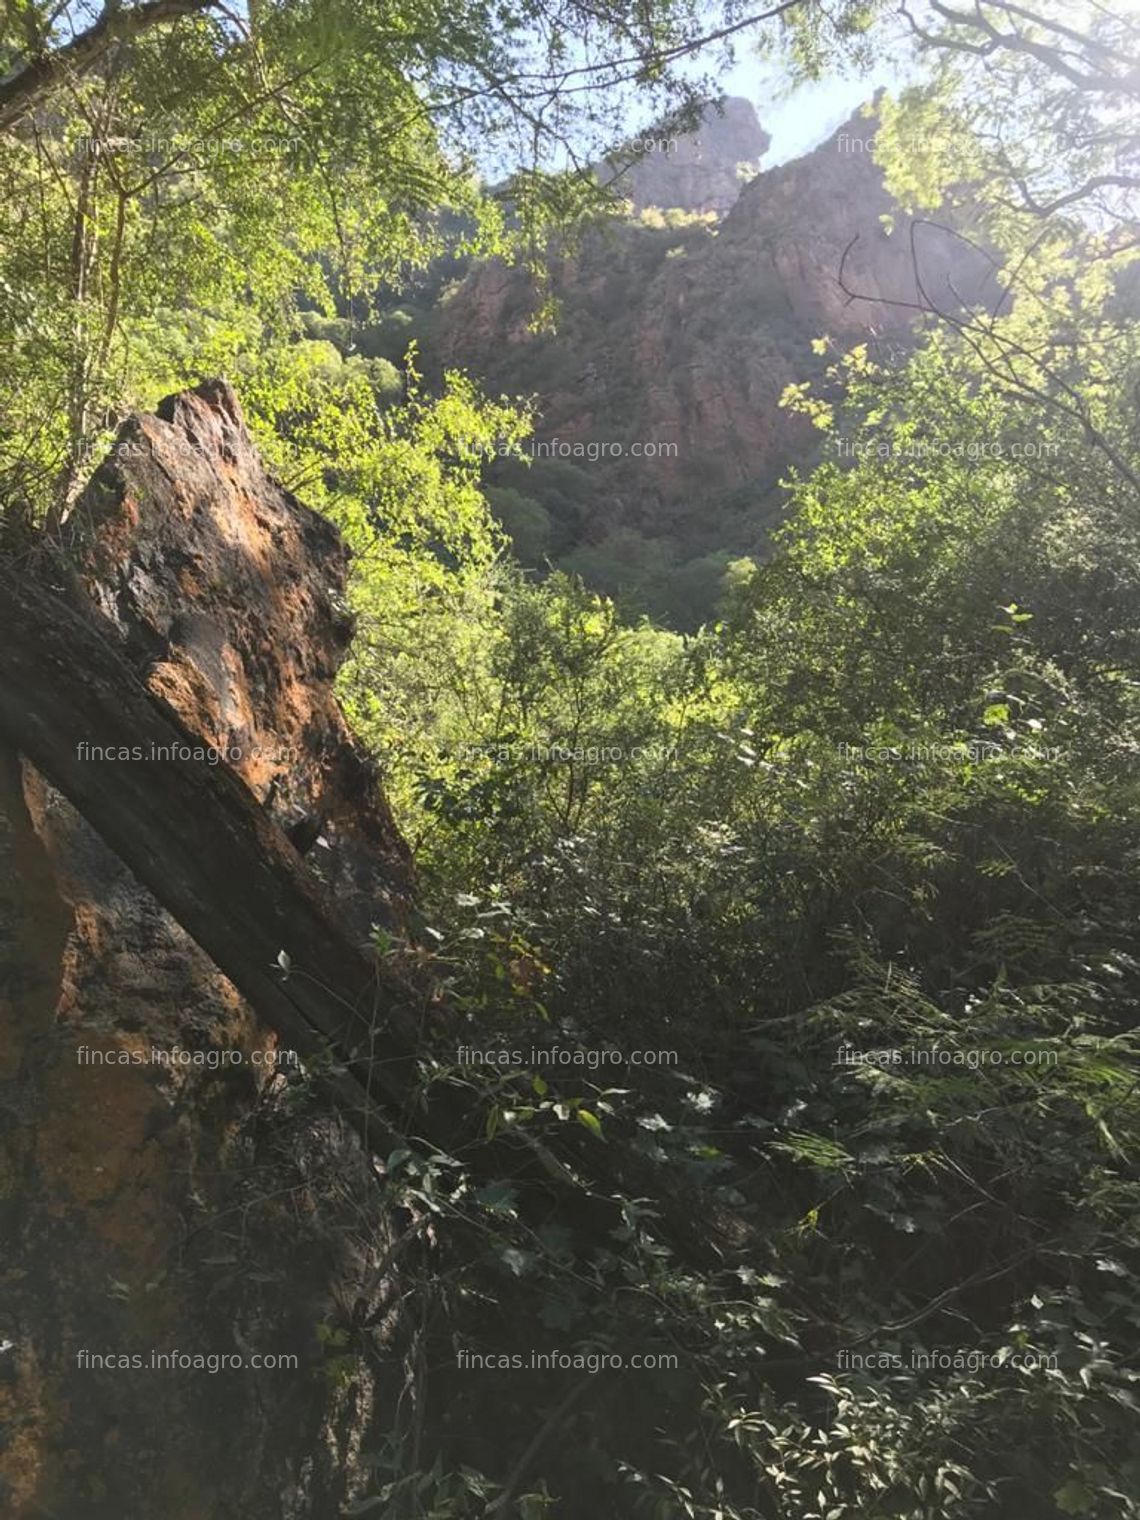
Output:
[420,107,992,618]
[598,95,770,216]
[73,379,412,930]
[0,383,412,1518]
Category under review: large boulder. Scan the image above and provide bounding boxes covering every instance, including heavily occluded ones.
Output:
[0,382,410,1518]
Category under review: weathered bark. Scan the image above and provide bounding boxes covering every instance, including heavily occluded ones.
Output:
[0,561,741,1267]
[0,562,461,1160]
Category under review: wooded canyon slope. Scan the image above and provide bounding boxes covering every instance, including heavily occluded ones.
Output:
[321,97,993,624]
[1,3,1139,1518]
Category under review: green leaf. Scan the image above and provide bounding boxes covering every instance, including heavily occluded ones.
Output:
[474,1180,519,1216]
[1054,1478,1097,1515]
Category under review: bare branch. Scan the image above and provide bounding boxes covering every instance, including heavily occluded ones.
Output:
[836,225,1140,496]
[999,172,1140,217]
[922,0,1140,97]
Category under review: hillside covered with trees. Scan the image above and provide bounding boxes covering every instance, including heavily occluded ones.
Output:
[1,2,1138,1518]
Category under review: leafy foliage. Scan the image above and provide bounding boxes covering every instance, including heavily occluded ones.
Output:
[4,1,1140,1517]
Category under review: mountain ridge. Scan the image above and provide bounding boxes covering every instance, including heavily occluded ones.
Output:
[412,102,989,622]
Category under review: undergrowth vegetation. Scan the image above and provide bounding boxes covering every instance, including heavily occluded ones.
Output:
[3,0,1139,1515]
[329,318,1140,1520]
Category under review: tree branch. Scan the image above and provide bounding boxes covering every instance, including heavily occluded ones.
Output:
[0,0,220,132]
[0,557,741,1269]
[836,225,1140,496]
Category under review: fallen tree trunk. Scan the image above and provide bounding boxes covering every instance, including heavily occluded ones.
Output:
[0,561,449,1157]
[0,561,741,1268]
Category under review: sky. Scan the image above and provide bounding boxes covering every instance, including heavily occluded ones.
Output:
[674,5,914,168]
[467,14,913,181]
[741,63,905,165]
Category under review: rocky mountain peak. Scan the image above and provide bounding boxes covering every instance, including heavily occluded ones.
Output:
[422,106,992,623]
[598,95,770,216]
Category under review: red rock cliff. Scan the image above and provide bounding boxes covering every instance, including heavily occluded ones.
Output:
[428,108,990,561]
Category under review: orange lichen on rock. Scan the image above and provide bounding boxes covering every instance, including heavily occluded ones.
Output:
[1,380,412,1516]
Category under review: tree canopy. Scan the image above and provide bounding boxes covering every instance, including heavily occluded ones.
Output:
[2,1,1139,1517]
